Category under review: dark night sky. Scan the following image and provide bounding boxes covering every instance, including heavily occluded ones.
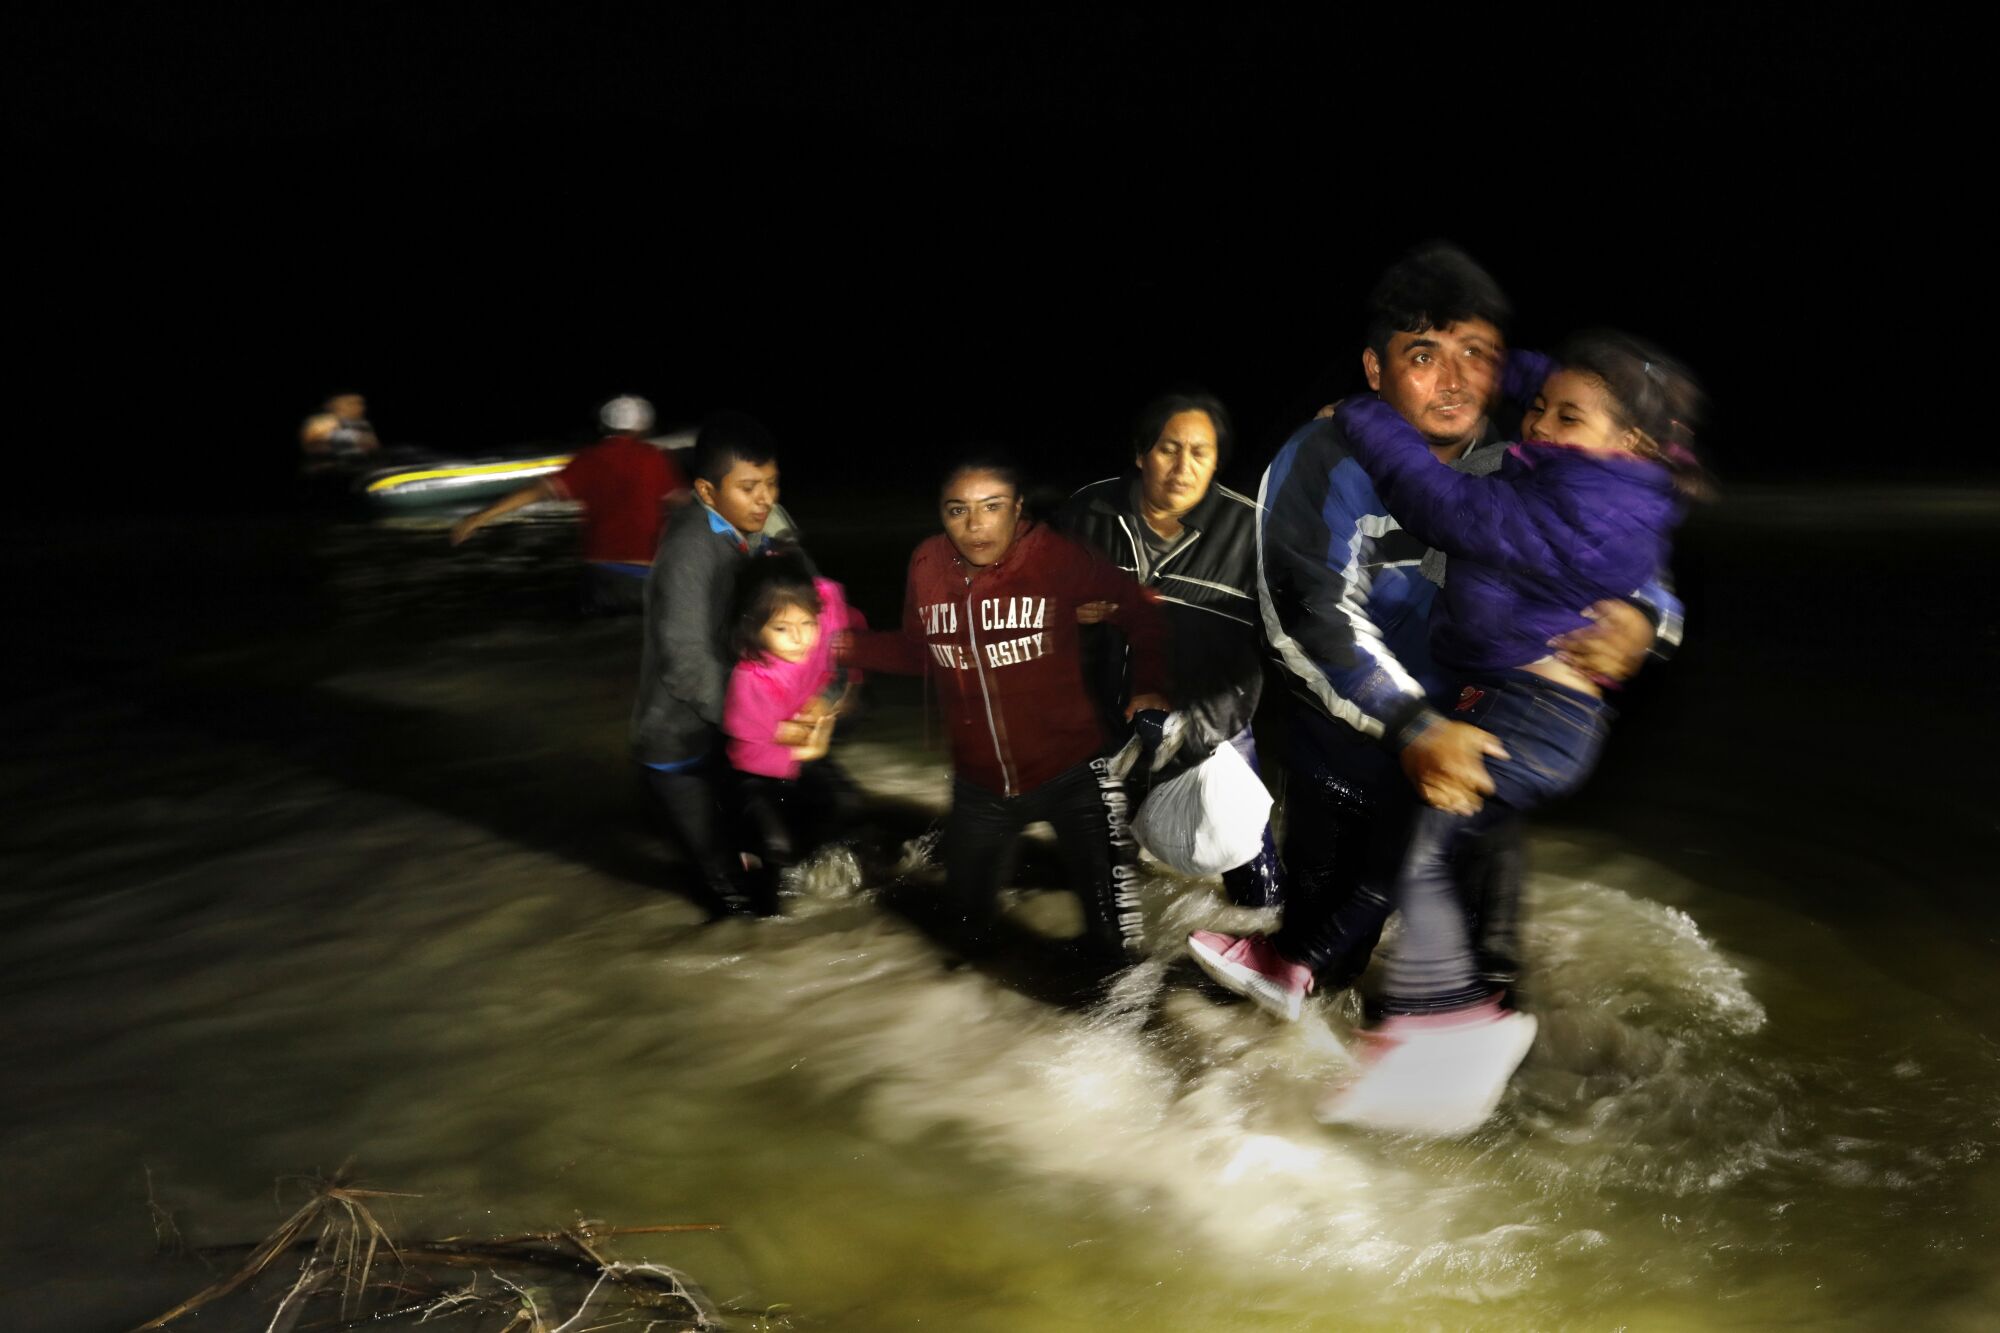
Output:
[8,7,1976,507]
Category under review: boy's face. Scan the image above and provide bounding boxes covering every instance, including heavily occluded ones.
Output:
[697,458,780,534]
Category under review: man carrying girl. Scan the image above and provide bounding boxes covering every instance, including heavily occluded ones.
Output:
[1305,329,1709,1133]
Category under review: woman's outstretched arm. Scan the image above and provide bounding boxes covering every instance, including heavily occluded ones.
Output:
[840,557,929,675]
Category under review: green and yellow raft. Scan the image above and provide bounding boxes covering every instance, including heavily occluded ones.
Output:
[357,452,573,512]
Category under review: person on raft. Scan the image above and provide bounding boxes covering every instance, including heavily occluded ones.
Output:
[299,392,380,465]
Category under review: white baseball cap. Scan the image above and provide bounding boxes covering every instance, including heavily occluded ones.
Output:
[599,395,655,434]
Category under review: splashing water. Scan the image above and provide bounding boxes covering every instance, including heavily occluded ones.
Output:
[5,515,1998,1332]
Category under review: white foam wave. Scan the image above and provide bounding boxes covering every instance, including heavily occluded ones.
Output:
[637,834,1804,1308]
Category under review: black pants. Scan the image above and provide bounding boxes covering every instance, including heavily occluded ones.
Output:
[1217,727,1285,909]
[736,760,861,909]
[644,760,755,915]
[1270,709,1525,994]
[581,564,648,615]
[944,758,1144,960]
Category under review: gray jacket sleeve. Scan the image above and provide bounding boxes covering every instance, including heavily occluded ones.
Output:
[652,531,731,727]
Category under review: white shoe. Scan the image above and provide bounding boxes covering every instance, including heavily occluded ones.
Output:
[1314,1003,1538,1136]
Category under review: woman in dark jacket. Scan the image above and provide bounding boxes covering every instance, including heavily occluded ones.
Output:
[1057,392,1283,908]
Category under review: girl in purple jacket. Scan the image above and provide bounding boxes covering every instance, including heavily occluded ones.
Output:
[1316,330,1710,1134]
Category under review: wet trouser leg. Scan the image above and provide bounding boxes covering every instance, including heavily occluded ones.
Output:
[645,761,752,914]
[943,777,1024,949]
[943,761,1144,961]
[1460,812,1527,995]
[737,777,796,866]
[735,775,793,914]
[1271,789,1415,990]
[1270,714,1404,988]
[735,760,860,910]
[796,758,863,848]
[1219,728,1285,910]
[1380,672,1610,1012]
[1067,757,1145,959]
[1378,804,1514,1013]
[745,759,862,856]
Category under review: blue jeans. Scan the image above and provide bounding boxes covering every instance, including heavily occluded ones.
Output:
[1380,671,1611,1012]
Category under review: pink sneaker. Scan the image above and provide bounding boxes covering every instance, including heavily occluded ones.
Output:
[1186,931,1315,1022]
[1313,997,1538,1136]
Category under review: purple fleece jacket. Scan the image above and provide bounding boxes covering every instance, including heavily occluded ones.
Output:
[1334,395,1682,677]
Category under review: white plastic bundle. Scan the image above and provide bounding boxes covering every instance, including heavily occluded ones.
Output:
[1130,741,1272,877]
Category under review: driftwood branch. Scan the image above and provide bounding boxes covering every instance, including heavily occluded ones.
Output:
[133,1169,728,1333]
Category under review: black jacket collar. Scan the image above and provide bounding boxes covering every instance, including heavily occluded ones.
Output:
[1089,473,1221,536]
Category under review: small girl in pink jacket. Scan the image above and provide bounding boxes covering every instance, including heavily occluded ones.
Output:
[722,557,864,911]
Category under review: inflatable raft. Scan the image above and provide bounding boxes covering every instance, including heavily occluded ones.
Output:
[357,450,574,513]
[346,432,695,514]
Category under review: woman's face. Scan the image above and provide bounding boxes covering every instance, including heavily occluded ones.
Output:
[940,469,1024,567]
[1522,370,1640,455]
[1137,410,1219,518]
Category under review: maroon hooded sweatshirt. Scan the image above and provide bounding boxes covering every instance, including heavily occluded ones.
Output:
[847,520,1170,798]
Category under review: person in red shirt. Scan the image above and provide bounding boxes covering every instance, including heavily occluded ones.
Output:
[844,452,1172,963]
[451,395,689,611]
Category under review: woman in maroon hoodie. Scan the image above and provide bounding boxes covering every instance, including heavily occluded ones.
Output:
[846,453,1172,961]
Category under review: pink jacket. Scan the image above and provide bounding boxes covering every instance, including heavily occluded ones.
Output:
[724,578,861,779]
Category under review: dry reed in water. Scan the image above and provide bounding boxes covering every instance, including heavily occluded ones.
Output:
[131,1162,741,1332]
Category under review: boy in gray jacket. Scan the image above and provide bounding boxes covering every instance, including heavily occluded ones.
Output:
[633,411,796,915]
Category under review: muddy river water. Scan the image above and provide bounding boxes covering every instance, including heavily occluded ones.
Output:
[4,497,1996,1330]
